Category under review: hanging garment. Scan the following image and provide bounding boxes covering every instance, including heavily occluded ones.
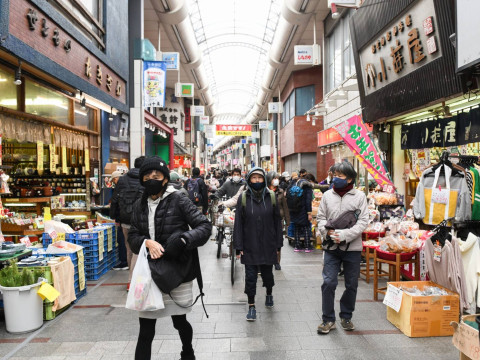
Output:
[450,237,470,312]
[413,165,471,225]
[465,170,474,205]
[470,167,480,219]
[458,233,480,313]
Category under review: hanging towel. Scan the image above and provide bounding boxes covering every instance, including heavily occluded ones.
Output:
[50,257,76,311]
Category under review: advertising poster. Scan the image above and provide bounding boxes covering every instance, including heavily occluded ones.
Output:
[143,61,167,108]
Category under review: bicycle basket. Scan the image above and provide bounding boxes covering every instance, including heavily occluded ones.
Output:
[222,212,235,228]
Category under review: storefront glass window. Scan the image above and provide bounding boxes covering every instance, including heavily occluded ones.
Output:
[282,96,290,127]
[74,102,95,130]
[289,91,295,120]
[0,67,18,110]
[295,85,315,116]
[25,79,70,124]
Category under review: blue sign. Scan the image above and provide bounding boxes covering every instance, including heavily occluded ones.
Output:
[241,139,247,144]
[162,52,180,70]
[143,61,166,108]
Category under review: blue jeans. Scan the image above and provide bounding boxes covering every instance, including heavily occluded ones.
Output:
[321,249,361,322]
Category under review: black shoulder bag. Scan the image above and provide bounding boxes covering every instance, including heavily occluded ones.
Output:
[148,195,209,317]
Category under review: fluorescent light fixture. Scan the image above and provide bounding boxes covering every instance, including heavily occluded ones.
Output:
[4,203,36,207]
[59,193,86,196]
[109,106,114,121]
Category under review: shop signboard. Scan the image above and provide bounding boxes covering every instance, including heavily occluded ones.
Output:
[204,125,215,139]
[456,1,480,72]
[335,115,395,192]
[268,102,283,113]
[317,128,343,147]
[200,116,210,125]
[216,125,252,136]
[175,83,194,97]
[143,61,167,107]
[294,45,321,65]
[359,0,442,96]
[174,156,184,167]
[192,106,205,117]
[161,52,180,70]
[259,121,268,130]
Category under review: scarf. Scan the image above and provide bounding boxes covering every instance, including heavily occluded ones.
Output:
[333,183,354,197]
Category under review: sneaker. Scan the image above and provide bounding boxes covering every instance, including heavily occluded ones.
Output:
[274,263,281,270]
[317,321,336,334]
[265,295,274,308]
[304,248,314,253]
[340,318,355,331]
[246,306,256,321]
[113,263,128,271]
[294,247,302,252]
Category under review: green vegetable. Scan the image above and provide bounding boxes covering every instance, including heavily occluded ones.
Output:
[0,261,45,287]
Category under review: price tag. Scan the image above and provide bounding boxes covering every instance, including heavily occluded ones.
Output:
[383,284,403,312]
[62,147,68,174]
[374,222,383,232]
[49,144,56,172]
[432,188,449,204]
[48,229,58,241]
[87,221,94,229]
[433,244,442,262]
[37,141,44,171]
[20,236,31,247]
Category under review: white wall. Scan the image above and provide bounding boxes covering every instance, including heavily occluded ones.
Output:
[323,90,361,130]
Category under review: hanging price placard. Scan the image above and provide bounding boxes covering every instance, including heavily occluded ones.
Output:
[62,147,67,174]
[84,149,90,172]
[37,141,44,171]
[49,144,56,172]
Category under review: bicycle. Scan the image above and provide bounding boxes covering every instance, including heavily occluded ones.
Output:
[214,205,237,285]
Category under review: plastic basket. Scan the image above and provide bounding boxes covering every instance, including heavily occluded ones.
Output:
[74,288,87,302]
[375,248,418,261]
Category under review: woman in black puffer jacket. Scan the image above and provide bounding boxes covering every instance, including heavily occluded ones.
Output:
[128,156,212,360]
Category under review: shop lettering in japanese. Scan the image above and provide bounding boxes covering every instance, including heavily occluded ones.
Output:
[215,125,252,136]
[401,107,480,150]
[359,0,441,96]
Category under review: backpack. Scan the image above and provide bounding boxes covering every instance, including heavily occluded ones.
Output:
[241,189,276,217]
[187,178,203,205]
[286,180,304,213]
[118,186,143,224]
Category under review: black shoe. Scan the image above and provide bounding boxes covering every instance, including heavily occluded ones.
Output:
[265,295,274,308]
[180,350,195,360]
[274,263,281,270]
[113,263,128,271]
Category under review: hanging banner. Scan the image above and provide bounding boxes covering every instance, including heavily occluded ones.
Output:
[192,106,205,116]
[61,147,68,174]
[199,115,210,125]
[335,115,395,192]
[161,52,180,70]
[184,106,191,131]
[216,124,252,136]
[37,141,44,171]
[143,61,167,108]
[259,121,268,130]
[85,149,90,172]
[49,144,56,172]
[204,125,215,139]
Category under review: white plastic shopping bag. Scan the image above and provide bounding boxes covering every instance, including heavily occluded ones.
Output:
[126,241,164,311]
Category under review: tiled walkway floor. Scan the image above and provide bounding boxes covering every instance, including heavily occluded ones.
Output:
[0,239,460,359]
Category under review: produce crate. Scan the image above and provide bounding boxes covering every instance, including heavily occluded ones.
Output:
[44,301,70,321]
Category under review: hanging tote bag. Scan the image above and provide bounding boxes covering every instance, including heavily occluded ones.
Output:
[423,165,458,225]
[126,241,165,311]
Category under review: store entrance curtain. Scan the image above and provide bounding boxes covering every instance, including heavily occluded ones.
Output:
[335,115,395,192]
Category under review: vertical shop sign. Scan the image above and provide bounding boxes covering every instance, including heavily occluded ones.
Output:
[185,106,191,131]
[143,61,167,108]
[49,144,56,172]
[61,146,67,174]
[37,141,44,171]
[335,115,395,192]
[85,149,90,172]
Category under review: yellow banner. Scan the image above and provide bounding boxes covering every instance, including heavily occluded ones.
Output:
[37,141,43,171]
[62,147,67,174]
[216,130,252,136]
[85,149,90,172]
[49,144,56,172]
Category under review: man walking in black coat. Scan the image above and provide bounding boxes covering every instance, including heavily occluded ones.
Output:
[184,167,208,215]
[110,156,145,289]
[233,167,283,321]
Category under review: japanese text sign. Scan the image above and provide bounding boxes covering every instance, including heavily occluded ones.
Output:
[161,52,180,70]
[335,115,395,192]
[143,61,166,108]
[216,124,252,136]
[317,128,343,147]
[359,0,441,96]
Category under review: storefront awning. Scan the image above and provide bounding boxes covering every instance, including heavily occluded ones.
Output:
[174,141,190,156]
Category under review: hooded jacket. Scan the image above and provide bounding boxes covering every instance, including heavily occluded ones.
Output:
[110,168,144,224]
[233,167,283,265]
[288,179,314,226]
[316,187,369,252]
[128,185,212,283]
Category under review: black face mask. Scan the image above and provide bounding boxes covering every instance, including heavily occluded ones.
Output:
[144,179,166,196]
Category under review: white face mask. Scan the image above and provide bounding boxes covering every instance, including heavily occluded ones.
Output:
[272,179,280,187]
[232,176,241,183]
[286,176,291,181]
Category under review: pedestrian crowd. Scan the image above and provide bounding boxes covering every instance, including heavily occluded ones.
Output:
[108,156,368,360]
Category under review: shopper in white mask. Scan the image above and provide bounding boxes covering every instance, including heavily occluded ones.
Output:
[212,168,245,200]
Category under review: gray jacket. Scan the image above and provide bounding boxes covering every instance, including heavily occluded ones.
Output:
[316,188,369,252]
[214,179,245,199]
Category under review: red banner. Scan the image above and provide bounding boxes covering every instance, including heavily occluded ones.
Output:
[317,128,343,147]
[215,124,252,136]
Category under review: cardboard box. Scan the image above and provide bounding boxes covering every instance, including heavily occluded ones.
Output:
[452,314,480,360]
[386,281,460,337]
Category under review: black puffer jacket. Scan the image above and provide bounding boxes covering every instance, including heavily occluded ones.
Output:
[288,179,314,226]
[110,168,144,224]
[128,187,212,283]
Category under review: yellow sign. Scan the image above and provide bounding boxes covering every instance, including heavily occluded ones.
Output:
[85,149,90,172]
[215,124,252,136]
[49,144,56,172]
[37,282,60,302]
[37,141,44,171]
[62,147,67,174]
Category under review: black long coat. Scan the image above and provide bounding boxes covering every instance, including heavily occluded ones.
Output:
[233,189,283,265]
[288,180,314,226]
[128,188,212,282]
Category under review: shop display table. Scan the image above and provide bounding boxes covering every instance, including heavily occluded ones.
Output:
[373,248,420,301]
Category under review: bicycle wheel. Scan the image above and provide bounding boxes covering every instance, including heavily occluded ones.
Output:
[216,230,223,259]
[230,239,235,285]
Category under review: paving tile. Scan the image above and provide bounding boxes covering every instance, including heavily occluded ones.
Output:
[231,337,267,352]
[51,342,96,356]
[194,338,231,353]
[15,343,62,357]
[86,341,129,356]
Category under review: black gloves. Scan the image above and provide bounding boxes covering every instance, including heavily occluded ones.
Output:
[163,237,187,260]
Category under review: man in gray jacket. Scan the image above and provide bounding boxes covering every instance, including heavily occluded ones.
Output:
[315,161,369,334]
[213,168,244,199]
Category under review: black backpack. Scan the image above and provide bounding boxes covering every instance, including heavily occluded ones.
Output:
[286,180,304,213]
[118,186,143,224]
[187,178,203,205]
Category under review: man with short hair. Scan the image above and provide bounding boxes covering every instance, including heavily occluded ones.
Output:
[184,167,208,215]
[213,168,244,199]
[299,169,307,178]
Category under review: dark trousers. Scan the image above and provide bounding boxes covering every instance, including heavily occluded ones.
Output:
[244,264,274,298]
[135,315,193,360]
[116,225,127,265]
[321,249,361,322]
[294,224,311,248]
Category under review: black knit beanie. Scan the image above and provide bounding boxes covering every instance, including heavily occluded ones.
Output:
[139,156,170,186]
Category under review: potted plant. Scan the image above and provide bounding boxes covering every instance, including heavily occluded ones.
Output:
[0,262,45,333]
